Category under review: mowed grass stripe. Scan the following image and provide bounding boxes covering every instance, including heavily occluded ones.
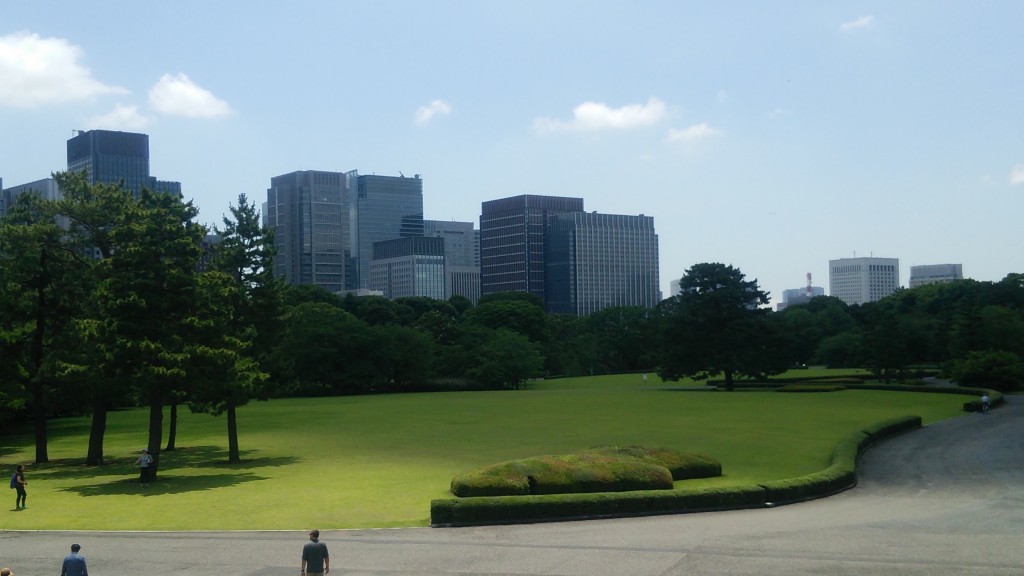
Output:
[1,377,964,530]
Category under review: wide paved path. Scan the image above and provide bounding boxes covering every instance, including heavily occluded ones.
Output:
[3,398,1021,576]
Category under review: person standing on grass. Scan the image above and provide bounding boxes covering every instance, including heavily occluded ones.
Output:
[301,529,329,576]
[135,449,153,484]
[60,544,87,576]
[13,465,27,510]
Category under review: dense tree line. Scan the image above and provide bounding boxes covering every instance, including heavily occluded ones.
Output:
[1,175,1021,469]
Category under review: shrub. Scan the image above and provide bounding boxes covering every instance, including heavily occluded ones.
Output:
[776,384,846,392]
[450,446,720,497]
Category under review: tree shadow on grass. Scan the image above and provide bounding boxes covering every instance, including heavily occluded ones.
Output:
[26,445,301,495]
[62,471,267,496]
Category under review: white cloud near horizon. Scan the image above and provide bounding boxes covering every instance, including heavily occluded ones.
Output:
[1011,164,1024,186]
[86,104,151,131]
[415,99,451,125]
[534,97,668,133]
[840,15,874,31]
[148,73,232,118]
[666,122,723,143]
[0,31,128,108]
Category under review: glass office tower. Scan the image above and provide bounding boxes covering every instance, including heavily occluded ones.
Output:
[350,173,424,289]
[265,170,348,293]
[545,212,660,315]
[66,130,180,196]
[479,194,584,302]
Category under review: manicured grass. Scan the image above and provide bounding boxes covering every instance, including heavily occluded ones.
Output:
[0,376,965,530]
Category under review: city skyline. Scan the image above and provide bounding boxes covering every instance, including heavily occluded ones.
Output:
[2,3,1022,303]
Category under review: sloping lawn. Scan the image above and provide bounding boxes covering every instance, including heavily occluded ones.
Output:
[0,377,964,530]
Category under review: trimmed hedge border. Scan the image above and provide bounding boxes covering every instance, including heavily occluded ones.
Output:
[430,414,925,527]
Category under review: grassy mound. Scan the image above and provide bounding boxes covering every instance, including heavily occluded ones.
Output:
[450,446,721,497]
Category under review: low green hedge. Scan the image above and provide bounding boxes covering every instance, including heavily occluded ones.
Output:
[776,384,847,392]
[430,415,923,526]
[431,485,767,526]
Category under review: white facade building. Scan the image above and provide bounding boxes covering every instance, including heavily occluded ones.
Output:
[909,264,963,288]
[829,257,900,305]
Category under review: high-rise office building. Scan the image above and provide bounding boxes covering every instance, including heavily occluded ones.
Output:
[909,264,964,288]
[777,286,825,311]
[265,170,348,293]
[479,194,584,301]
[545,212,660,315]
[350,173,424,289]
[424,219,480,303]
[1,178,61,216]
[368,236,445,300]
[66,130,180,196]
[829,257,900,305]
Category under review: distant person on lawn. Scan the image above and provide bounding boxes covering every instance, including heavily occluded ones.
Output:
[301,529,329,576]
[135,449,154,484]
[13,465,27,510]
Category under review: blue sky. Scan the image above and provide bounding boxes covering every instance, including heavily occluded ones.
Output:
[2,1,1022,303]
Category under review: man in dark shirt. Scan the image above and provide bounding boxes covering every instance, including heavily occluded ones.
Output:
[60,544,88,576]
[301,530,329,576]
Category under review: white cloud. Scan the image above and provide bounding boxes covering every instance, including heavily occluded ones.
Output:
[148,73,232,118]
[86,104,151,131]
[768,107,792,119]
[534,97,668,133]
[0,31,128,108]
[840,15,874,31]
[1011,164,1024,186]
[415,99,451,125]
[666,122,723,143]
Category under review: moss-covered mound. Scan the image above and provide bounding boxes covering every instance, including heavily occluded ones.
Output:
[450,446,721,497]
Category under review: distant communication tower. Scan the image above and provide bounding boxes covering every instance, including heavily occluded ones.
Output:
[806,272,813,297]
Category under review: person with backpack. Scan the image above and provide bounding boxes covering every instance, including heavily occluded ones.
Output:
[11,465,27,510]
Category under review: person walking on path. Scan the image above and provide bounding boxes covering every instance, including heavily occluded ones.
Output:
[12,465,27,510]
[301,529,329,576]
[134,449,153,484]
[981,393,991,414]
[60,544,88,576]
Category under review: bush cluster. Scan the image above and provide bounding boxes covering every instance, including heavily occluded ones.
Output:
[776,384,847,392]
[431,416,923,526]
[450,446,721,498]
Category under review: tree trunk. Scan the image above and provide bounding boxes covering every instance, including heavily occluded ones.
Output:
[227,403,240,463]
[165,402,178,451]
[86,399,107,465]
[147,393,163,480]
[30,256,49,464]
[31,377,48,464]
[723,369,735,392]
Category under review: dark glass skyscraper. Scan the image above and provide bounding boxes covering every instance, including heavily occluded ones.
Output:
[265,170,348,292]
[66,130,180,196]
[350,173,424,289]
[545,212,660,315]
[479,194,584,301]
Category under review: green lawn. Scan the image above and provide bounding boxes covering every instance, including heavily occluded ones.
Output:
[1,374,966,530]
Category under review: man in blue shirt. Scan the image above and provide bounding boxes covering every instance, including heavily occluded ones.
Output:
[301,530,329,576]
[60,544,88,576]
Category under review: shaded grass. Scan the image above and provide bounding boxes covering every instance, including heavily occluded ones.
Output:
[0,376,965,530]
